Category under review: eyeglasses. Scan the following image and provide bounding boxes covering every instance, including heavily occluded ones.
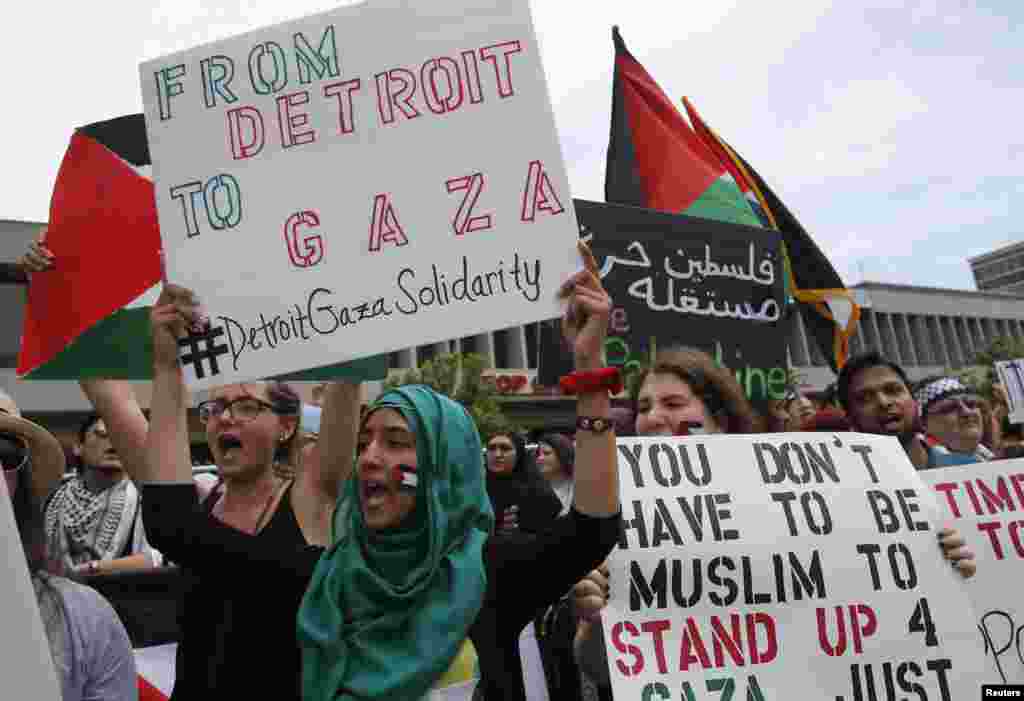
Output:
[0,433,29,474]
[927,395,982,417]
[197,398,276,424]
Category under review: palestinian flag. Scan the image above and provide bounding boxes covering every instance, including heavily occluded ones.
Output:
[605,27,760,228]
[18,115,161,379]
[18,115,386,381]
[135,644,176,701]
[681,97,860,371]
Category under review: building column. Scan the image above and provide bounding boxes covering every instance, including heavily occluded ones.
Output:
[504,326,528,368]
[474,332,496,368]
[957,317,976,362]
[395,347,417,369]
[971,317,988,351]
[909,315,931,366]
[942,317,964,368]
[894,314,919,367]
[925,316,949,368]
[981,317,996,347]
[867,310,884,355]
[789,311,812,367]
[1014,319,1024,340]
[881,313,904,366]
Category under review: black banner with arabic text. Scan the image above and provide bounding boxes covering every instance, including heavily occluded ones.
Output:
[538,200,788,401]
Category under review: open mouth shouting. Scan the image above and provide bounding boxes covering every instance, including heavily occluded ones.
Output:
[217,434,243,460]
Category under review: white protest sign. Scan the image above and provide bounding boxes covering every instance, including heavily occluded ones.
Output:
[140,0,579,389]
[921,459,1024,684]
[0,479,61,698]
[995,360,1024,424]
[603,433,985,700]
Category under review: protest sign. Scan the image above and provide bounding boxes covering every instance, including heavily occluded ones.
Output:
[140,0,579,389]
[995,360,1024,424]
[921,459,1024,684]
[602,433,985,700]
[0,479,61,698]
[538,201,787,401]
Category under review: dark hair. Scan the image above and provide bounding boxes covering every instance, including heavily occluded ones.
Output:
[539,433,574,478]
[266,381,301,463]
[484,431,530,475]
[77,413,102,445]
[630,347,755,434]
[836,352,910,411]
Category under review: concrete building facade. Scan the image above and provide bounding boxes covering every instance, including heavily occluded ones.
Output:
[970,242,1024,295]
[5,219,1024,437]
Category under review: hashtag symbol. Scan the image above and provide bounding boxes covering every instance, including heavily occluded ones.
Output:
[178,325,230,379]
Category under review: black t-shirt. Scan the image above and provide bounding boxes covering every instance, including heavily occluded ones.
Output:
[143,483,322,701]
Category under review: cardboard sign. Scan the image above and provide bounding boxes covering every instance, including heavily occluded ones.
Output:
[602,433,985,700]
[538,201,788,401]
[995,360,1024,424]
[140,0,579,389]
[0,479,61,698]
[921,459,1024,684]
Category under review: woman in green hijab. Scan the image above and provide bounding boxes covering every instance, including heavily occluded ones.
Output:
[298,242,622,701]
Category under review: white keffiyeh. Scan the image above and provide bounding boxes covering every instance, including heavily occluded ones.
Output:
[913,377,970,417]
[44,476,140,568]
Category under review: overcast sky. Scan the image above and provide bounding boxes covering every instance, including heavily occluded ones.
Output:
[2,0,1020,291]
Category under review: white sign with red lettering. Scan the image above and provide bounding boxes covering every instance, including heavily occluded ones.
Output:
[921,458,1024,684]
[602,433,985,700]
[140,0,579,389]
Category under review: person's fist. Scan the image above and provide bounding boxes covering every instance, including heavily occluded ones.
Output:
[573,562,610,622]
[17,230,54,274]
[939,528,976,579]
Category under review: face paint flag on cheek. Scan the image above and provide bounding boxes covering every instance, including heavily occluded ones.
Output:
[394,464,418,490]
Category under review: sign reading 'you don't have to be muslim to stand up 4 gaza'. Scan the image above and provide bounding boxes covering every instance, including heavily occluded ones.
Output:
[140,0,581,389]
[602,433,986,701]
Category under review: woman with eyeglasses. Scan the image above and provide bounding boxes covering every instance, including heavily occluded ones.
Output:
[0,390,137,701]
[134,283,361,700]
[913,376,994,466]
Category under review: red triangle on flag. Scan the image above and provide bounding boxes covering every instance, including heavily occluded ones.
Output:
[610,28,724,212]
[18,131,162,376]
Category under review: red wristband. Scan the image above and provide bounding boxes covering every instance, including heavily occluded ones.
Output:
[559,368,623,396]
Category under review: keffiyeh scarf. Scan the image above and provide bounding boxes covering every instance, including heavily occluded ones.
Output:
[44,475,139,568]
[913,377,970,418]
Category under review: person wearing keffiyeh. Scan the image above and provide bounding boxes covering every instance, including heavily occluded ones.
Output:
[43,415,162,576]
[913,376,994,466]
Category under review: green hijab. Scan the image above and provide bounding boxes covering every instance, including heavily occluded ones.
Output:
[297,385,494,701]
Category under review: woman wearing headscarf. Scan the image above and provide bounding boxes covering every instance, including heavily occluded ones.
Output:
[299,242,622,701]
[484,430,561,533]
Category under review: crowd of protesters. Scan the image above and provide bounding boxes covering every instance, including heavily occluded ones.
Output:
[1,233,1006,701]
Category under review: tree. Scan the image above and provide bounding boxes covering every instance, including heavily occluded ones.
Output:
[384,352,514,439]
[973,336,1024,367]
[957,336,1024,401]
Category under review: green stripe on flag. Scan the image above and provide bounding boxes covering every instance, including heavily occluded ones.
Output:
[683,175,761,227]
[23,306,155,379]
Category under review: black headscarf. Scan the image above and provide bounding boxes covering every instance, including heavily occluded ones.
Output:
[484,432,561,534]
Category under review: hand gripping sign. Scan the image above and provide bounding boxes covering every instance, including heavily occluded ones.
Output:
[601,433,986,701]
[140,0,580,389]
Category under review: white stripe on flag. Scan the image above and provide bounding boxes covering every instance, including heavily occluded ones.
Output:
[134,643,176,697]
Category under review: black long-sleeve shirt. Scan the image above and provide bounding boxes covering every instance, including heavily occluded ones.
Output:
[470,509,622,701]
